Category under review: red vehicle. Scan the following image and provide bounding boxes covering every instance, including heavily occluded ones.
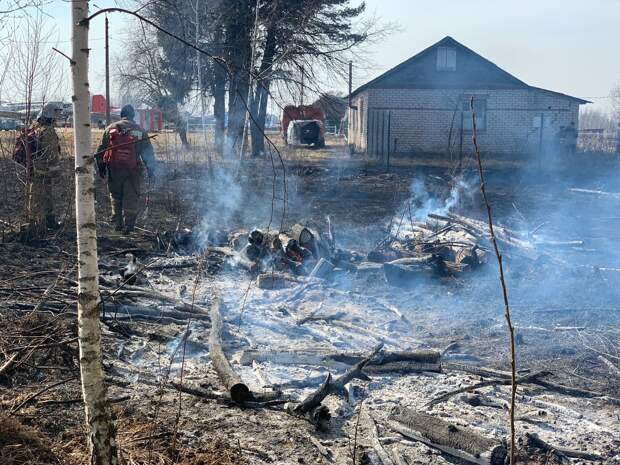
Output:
[282,105,326,147]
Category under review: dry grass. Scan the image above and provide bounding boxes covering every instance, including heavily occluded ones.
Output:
[0,413,59,465]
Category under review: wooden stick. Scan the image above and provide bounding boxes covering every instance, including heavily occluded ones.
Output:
[365,410,395,465]
[469,96,518,465]
[0,353,20,376]
[209,297,251,403]
[286,344,384,430]
[11,377,76,412]
[426,371,550,408]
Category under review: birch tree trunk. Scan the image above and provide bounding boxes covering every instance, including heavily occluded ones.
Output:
[71,2,118,464]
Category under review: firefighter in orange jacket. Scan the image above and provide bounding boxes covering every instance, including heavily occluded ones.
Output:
[95,105,156,234]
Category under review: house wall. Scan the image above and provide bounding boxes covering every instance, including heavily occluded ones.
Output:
[348,92,369,151]
[349,88,580,157]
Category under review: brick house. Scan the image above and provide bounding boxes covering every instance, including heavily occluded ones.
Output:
[348,36,589,158]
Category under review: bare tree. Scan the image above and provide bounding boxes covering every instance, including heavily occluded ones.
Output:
[71,1,118,464]
[0,0,49,15]
[611,84,620,123]
[3,12,65,122]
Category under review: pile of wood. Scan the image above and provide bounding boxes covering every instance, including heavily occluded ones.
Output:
[231,223,339,282]
[367,212,542,285]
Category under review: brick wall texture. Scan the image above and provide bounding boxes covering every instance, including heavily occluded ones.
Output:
[348,88,580,157]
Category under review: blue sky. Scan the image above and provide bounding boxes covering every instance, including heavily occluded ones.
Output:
[28,0,620,113]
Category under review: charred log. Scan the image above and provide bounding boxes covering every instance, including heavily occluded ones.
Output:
[387,407,507,465]
[209,297,251,403]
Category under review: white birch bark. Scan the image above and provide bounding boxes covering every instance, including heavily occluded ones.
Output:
[70,2,118,464]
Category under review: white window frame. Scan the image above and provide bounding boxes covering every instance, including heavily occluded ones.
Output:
[462,98,487,131]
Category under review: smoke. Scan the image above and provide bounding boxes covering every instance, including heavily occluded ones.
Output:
[194,167,243,249]
[391,176,475,238]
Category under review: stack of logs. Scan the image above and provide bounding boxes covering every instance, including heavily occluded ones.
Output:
[229,223,339,287]
[368,212,540,286]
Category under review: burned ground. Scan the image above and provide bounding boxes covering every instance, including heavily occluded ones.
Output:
[0,135,619,464]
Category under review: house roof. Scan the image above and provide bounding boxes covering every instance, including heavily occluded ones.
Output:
[352,36,590,104]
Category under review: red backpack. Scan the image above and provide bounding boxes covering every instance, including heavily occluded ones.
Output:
[103,127,139,169]
[13,128,39,170]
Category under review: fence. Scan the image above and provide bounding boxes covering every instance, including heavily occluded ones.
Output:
[578,130,619,154]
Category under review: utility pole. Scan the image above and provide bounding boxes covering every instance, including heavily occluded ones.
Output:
[300,65,305,107]
[194,0,211,167]
[104,15,110,126]
[348,61,353,108]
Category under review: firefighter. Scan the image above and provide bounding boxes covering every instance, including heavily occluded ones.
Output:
[95,104,156,234]
[565,121,578,155]
[13,102,63,235]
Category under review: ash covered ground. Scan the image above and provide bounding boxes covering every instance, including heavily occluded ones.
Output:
[1,138,619,464]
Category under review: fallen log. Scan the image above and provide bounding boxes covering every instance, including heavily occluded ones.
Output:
[146,256,199,270]
[386,407,507,465]
[235,348,439,370]
[209,297,251,403]
[290,224,328,258]
[429,213,538,259]
[102,285,211,315]
[104,304,211,322]
[364,360,441,375]
[443,362,512,379]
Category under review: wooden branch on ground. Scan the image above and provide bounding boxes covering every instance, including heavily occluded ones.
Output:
[526,432,603,461]
[37,395,130,406]
[365,410,395,465]
[102,286,211,315]
[598,355,620,378]
[287,374,332,430]
[0,353,20,376]
[209,296,251,403]
[426,371,551,408]
[330,343,383,395]
[11,377,77,413]
[286,344,384,430]
[387,407,507,465]
[308,436,334,463]
[443,362,512,379]
[532,379,620,406]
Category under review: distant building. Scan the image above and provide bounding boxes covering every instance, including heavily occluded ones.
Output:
[137,107,164,132]
[348,36,590,157]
